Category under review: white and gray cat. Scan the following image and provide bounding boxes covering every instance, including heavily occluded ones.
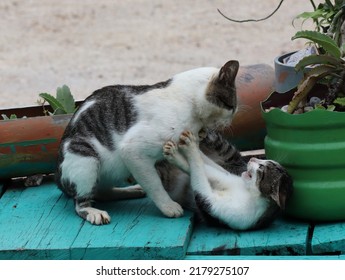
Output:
[56,60,240,225]
[160,130,293,230]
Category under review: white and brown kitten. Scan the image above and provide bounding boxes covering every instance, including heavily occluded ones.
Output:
[162,130,293,230]
[56,60,239,225]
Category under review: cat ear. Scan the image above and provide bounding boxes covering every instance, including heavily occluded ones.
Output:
[270,190,287,210]
[270,175,293,210]
[218,60,239,86]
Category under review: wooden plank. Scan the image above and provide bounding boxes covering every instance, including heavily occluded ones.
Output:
[0,182,83,259]
[71,199,194,260]
[0,182,194,260]
[311,222,345,255]
[187,217,309,256]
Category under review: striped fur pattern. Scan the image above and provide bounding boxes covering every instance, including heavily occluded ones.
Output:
[56,60,239,225]
[162,130,293,231]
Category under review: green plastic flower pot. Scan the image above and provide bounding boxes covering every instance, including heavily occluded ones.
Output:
[261,87,345,221]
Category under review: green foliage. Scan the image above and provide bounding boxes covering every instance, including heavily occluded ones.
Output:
[1,114,18,120]
[294,0,345,35]
[39,85,76,115]
[287,1,345,114]
[294,54,343,72]
[292,30,341,58]
[334,97,345,106]
[287,65,337,113]
[315,104,336,111]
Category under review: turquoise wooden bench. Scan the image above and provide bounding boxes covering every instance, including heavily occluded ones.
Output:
[1,179,345,260]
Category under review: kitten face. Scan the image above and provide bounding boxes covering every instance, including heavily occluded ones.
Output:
[241,158,293,210]
[202,60,239,130]
[206,60,239,111]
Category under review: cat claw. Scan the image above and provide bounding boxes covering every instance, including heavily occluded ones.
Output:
[86,209,111,225]
[179,130,196,147]
[163,140,178,159]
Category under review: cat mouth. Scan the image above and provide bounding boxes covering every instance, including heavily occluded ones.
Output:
[242,170,252,180]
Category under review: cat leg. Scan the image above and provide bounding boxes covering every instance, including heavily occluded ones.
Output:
[163,140,190,173]
[120,146,184,218]
[178,131,213,197]
[95,185,146,201]
[59,150,111,225]
[130,162,184,217]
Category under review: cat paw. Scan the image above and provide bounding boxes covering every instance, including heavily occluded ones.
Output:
[163,140,178,161]
[160,201,184,218]
[85,209,111,225]
[179,130,197,148]
[163,140,190,171]
[163,140,178,155]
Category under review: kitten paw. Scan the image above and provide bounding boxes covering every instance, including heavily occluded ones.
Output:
[160,201,184,218]
[163,140,190,172]
[163,140,178,161]
[179,130,197,148]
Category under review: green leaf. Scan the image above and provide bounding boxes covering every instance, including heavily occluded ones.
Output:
[292,30,341,58]
[334,97,345,106]
[315,104,326,110]
[1,114,18,120]
[295,10,324,21]
[39,93,66,114]
[295,54,343,72]
[327,105,336,111]
[56,85,76,114]
[1,114,9,120]
[287,65,336,113]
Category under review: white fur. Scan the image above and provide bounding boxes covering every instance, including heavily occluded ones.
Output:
[164,131,269,230]
[61,141,100,197]
[115,67,235,218]
[61,65,237,223]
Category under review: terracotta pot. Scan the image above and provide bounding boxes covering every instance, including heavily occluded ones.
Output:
[0,108,73,180]
[0,64,274,180]
[224,64,275,150]
[261,85,345,221]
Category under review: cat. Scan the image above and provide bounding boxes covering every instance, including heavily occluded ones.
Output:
[55,60,240,225]
[161,130,293,230]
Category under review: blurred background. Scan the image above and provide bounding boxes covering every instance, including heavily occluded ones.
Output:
[0,0,318,107]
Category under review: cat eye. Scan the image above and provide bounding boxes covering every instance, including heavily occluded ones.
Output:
[257,165,265,181]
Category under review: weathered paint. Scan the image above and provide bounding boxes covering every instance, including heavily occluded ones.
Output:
[274,52,304,93]
[187,218,308,256]
[312,222,345,255]
[1,181,344,259]
[0,114,72,179]
[0,182,193,260]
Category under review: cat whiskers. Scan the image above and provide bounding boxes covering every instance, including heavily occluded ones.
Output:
[236,104,251,114]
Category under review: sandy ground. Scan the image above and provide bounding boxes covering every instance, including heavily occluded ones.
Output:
[0,0,317,108]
